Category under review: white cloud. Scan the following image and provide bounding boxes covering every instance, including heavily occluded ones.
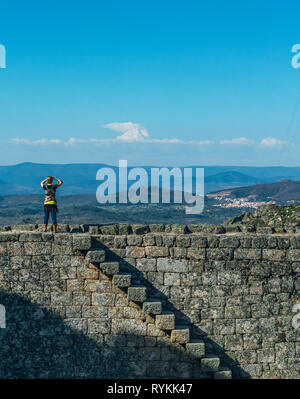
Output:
[147,138,181,143]
[11,138,63,145]
[197,140,214,145]
[11,137,111,146]
[220,137,254,145]
[101,121,187,144]
[259,137,286,148]
[102,122,150,142]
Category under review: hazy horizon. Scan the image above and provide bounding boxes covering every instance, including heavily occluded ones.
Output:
[2,161,300,169]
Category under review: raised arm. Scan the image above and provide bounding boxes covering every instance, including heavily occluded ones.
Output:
[40,178,47,188]
[53,177,63,187]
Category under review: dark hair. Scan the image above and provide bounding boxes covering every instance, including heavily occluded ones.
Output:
[46,176,53,183]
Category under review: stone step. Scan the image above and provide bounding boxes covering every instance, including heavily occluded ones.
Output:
[155,311,175,330]
[201,355,221,372]
[128,286,147,303]
[186,340,205,359]
[73,235,92,250]
[112,273,131,288]
[86,250,106,264]
[170,326,190,344]
[142,300,162,315]
[214,367,232,379]
[100,261,119,275]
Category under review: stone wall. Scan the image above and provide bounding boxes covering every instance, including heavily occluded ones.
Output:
[0,224,299,379]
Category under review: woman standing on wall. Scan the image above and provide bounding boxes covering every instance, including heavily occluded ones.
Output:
[40,176,63,233]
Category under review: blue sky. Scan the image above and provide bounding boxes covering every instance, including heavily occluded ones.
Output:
[1,0,300,166]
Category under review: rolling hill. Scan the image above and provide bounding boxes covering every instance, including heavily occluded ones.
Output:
[209,179,300,203]
[204,171,261,193]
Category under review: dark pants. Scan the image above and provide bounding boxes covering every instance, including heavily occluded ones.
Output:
[44,204,57,225]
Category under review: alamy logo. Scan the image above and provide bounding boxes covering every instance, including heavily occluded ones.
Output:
[0,304,6,328]
[292,303,300,329]
[96,160,204,214]
[0,44,6,69]
[291,44,300,69]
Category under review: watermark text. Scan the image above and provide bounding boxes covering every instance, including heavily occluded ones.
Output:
[0,304,6,328]
[292,303,300,329]
[0,44,6,68]
[96,160,204,214]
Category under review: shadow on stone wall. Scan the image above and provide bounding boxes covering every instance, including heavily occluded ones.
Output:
[94,241,251,379]
[0,290,218,379]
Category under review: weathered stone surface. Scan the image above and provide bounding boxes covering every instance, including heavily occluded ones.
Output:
[143,235,156,246]
[136,258,156,272]
[171,225,187,234]
[128,286,147,302]
[92,292,115,307]
[114,236,127,248]
[0,226,11,231]
[162,235,176,247]
[56,224,70,233]
[19,233,42,242]
[143,301,162,315]
[149,224,165,233]
[118,223,132,235]
[206,248,233,260]
[170,328,190,343]
[236,319,259,334]
[131,225,150,235]
[187,224,205,233]
[190,236,208,248]
[111,319,147,336]
[214,368,232,379]
[145,246,169,257]
[201,356,220,372]
[126,246,145,258]
[127,235,143,246]
[164,273,181,286]
[100,225,118,235]
[170,247,187,258]
[187,248,206,260]
[215,319,235,335]
[286,250,300,262]
[88,226,99,235]
[100,261,119,275]
[73,235,91,250]
[262,249,286,261]
[112,273,131,288]
[219,237,240,248]
[86,250,106,263]
[186,340,206,359]
[54,234,72,246]
[176,235,191,247]
[234,248,261,260]
[69,225,83,233]
[24,242,52,256]
[155,312,175,330]
[157,258,188,272]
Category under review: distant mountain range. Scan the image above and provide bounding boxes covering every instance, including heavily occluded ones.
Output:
[204,171,261,193]
[209,179,300,203]
[0,162,300,196]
